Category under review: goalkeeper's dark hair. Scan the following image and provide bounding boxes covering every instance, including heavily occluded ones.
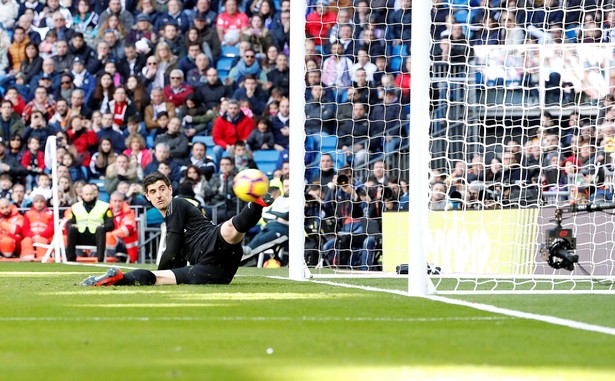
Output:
[143,172,171,193]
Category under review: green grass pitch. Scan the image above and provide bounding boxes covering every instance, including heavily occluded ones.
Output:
[1,263,614,381]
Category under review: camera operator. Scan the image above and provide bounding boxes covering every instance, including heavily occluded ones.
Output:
[321,170,372,269]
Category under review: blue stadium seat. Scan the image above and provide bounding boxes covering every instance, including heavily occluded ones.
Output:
[216,56,235,77]
[319,135,338,153]
[221,45,240,57]
[253,150,280,177]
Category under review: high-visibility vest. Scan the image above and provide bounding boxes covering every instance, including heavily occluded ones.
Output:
[72,201,110,234]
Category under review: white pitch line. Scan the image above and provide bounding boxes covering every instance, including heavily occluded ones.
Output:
[0,316,511,323]
[303,278,615,337]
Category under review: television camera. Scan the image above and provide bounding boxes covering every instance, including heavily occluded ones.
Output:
[541,202,615,271]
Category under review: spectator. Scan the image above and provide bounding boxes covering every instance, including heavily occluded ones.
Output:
[127,13,155,52]
[86,41,112,75]
[241,14,272,55]
[498,11,525,45]
[267,53,289,97]
[184,27,215,64]
[6,135,23,162]
[472,15,500,46]
[179,94,217,137]
[272,97,289,151]
[305,85,335,136]
[17,14,42,46]
[21,111,54,153]
[0,0,18,31]
[227,48,268,87]
[193,11,222,61]
[72,0,100,45]
[124,75,150,116]
[99,0,134,32]
[68,32,96,67]
[271,9,289,53]
[305,0,336,47]
[154,117,190,163]
[66,115,98,168]
[178,42,202,76]
[49,98,72,130]
[8,27,29,75]
[0,100,24,143]
[105,153,138,194]
[47,9,74,41]
[337,102,370,166]
[90,137,117,179]
[429,182,449,211]
[88,72,115,113]
[20,42,43,86]
[247,118,275,151]
[0,198,24,258]
[22,87,56,124]
[369,87,404,156]
[138,0,162,27]
[395,57,412,104]
[216,0,249,47]
[232,140,257,171]
[21,136,44,192]
[143,142,181,182]
[232,75,267,116]
[196,68,233,110]
[159,22,183,57]
[348,68,379,105]
[123,134,153,171]
[3,87,25,116]
[108,86,137,131]
[68,90,92,120]
[206,156,238,221]
[321,41,353,89]
[186,53,211,89]
[163,69,193,109]
[179,142,216,180]
[211,99,255,161]
[95,114,123,154]
[260,45,279,74]
[157,0,191,35]
[62,152,86,182]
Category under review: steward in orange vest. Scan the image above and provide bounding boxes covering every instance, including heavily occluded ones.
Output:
[107,192,139,263]
[21,192,54,260]
[0,198,24,257]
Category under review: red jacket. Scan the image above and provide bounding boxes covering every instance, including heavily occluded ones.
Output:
[23,207,54,239]
[212,112,255,148]
[67,128,98,166]
[21,150,46,172]
[163,84,193,108]
[306,11,337,46]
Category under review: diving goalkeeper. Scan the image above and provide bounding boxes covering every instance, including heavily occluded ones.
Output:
[80,172,272,286]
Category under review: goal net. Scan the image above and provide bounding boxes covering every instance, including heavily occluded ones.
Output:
[289,0,615,294]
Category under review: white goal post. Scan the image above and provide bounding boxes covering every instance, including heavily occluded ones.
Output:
[288,0,615,294]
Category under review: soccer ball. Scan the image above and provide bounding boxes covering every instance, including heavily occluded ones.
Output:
[233,169,269,202]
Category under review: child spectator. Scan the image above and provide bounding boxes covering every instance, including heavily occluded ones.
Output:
[39,30,57,59]
[233,140,257,172]
[247,118,275,151]
[0,174,13,198]
[0,198,24,258]
[32,173,52,201]
[57,175,76,207]
[155,111,170,134]
[20,192,54,261]
[20,136,45,192]
[62,152,86,183]
[239,99,253,119]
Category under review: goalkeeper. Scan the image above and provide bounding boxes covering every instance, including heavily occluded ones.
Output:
[80,172,272,287]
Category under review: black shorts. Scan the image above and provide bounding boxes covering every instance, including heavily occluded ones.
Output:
[170,224,243,285]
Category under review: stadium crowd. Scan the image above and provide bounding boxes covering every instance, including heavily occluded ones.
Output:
[0,0,613,268]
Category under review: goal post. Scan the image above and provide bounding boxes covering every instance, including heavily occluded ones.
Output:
[288,0,615,294]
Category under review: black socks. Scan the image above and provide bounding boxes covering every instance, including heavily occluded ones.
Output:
[231,202,264,233]
[116,269,157,286]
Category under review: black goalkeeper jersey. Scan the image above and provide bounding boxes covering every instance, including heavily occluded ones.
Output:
[158,197,218,270]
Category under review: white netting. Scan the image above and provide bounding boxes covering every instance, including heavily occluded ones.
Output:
[297,1,615,293]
